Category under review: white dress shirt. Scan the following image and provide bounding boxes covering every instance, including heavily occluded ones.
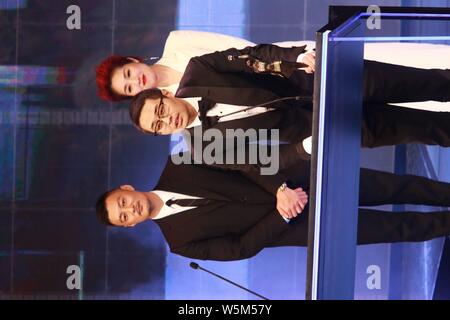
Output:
[183,97,273,129]
[152,190,202,220]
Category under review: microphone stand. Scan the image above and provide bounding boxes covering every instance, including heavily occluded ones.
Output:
[189,262,269,300]
[208,95,311,126]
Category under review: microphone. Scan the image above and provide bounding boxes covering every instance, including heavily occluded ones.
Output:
[189,262,269,300]
[207,95,311,127]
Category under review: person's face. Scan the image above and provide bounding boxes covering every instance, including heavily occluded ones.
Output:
[105,185,152,227]
[138,89,191,135]
[110,58,157,97]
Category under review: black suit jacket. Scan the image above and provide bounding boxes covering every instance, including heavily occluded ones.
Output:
[177,44,314,142]
[176,44,313,142]
[152,158,310,261]
[177,44,432,105]
[175,44,315,194]
[176,44,314,105]
[151,158,450,261]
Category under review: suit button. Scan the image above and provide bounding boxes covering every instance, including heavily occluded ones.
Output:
[241,196,247,203]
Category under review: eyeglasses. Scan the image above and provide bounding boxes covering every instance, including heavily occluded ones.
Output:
[152,92,167,136]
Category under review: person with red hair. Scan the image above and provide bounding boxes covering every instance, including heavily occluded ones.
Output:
[95,30,259,102]
[95,55,181,101]
[95,30,316,102]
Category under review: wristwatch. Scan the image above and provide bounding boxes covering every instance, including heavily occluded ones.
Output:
[277,182,287,194]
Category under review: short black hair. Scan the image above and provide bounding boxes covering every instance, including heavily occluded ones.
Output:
[95,190,115,226]
[129,88,162,134]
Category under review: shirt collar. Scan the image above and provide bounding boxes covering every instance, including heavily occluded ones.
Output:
[182,97,201,129]
[151,190,175,219]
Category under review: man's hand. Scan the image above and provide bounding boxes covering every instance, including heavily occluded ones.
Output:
[276,186,308,219]
[300,51,315,74]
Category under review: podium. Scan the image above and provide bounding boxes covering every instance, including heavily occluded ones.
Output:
[306,6,450,300]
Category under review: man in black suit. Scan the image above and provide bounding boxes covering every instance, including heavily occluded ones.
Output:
[96,156,450,261]
[128,86,450,155]
[175,43,450,105]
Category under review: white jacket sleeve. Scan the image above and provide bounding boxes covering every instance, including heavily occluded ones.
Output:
[163,30,255,53]
[158,30,256,73]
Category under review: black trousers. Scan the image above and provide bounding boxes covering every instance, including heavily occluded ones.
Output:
[270,167,450,247]
[362,61,450,147]
[357,169,450,244]
[362,103,450,148]
[363,60,450,103]
[279,102,450,158]
[289,60,450,103]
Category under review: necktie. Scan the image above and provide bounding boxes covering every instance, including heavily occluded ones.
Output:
[198,98,219,129]
[166,198,213,208]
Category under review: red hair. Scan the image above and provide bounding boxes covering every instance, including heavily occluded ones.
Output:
[95,55,143,102]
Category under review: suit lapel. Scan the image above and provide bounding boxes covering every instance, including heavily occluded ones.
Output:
[178,84,281,107]
[176,59,311,106]
[157,177,231,203]
[153,200,228,248]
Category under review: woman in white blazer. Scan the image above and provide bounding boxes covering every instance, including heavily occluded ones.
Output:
[95,30,312,101]
[96,29,450,112]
